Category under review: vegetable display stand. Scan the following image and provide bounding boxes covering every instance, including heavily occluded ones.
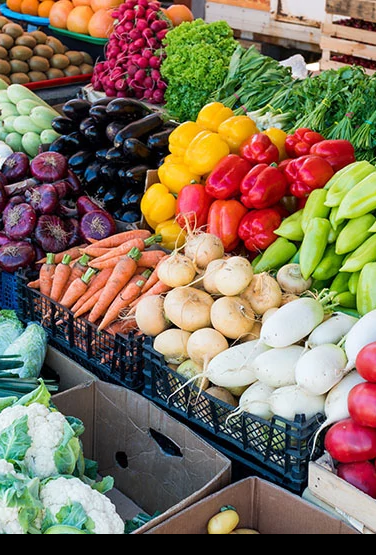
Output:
[0,5,49,29]
[309,452,376,534]
[142,337,325,495]
[16,273,145,391]
[48,26,107,61]
[320,0,376,74]
[0,271,19,311]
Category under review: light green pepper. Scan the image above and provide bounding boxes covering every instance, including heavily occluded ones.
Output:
[336,172,376,222]
[330,272,351,295]
[311,244,345,281]
[333,291,357,309]
[335,214,376,255]
[300,217,331,281]
[325,161,376,207]
[357,263,376,316]
[348,271,361,296]
[253,237,297,274]
[301,189,330,233]
[275,209,304,242]
[340,234,376,273]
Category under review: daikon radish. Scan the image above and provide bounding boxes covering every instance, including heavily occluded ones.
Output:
[252,345,304,388]
[269,385,326,421]
[295,344,348,395]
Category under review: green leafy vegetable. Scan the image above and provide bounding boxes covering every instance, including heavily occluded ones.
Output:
[0,415,31,463]
[54,421,83,476]
[42,502,94,535]
[124,512,161,534]
[3,323,48,379]
[0,311,23,356]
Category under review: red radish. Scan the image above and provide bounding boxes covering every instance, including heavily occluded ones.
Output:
[348,383,376,428]
[30,152,68,183]
[356,342,376,383]
[1,153,29,184]
[3,203,37,240]
[80,210,116,242]
[337,461,376,499]
[34,215,69,253]
[0,241,35,272]
[325,418,376,463]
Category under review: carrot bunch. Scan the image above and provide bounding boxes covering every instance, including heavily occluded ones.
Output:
[27,228,169,334]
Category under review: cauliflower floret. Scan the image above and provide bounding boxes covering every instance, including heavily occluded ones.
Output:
[40,477,124,535]
[0,403,66,479]
[0,460,27,534]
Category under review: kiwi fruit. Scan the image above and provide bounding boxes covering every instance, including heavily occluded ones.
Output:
[9,46,33,61]
[0,74,10,85]
[28,71,47,82]
[10,59,29,74]
[10,73,30,84]
[33,44,54,60]
[79,63,93,75]
[28,56,50,73]
[46,68,64,79]
[3,23,24,40]
[45,36,65,55]
[0,46,8,60]
[65,50,84,66]
[30,30,47,44]
[0,60,10,76]
[0,17,9,30]
[81,51,93,65]
[15,34,37,49]
[63,65,81,77]
[50,54,70,70]
[0,34,14,50]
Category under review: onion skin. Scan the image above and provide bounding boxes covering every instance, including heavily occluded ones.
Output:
[79,210,116,242]
[77,196,104,216]
[30,152,68,183]
[0,241,35,272]
[51,180,71,200]
[65,169,83,196]
[25,185,59,215]
[1,153,30,184]
[0,180,7,212]
[65,217,82,248]
[3,203,37,241]
[0,232,10,247]
[34,215,69,253]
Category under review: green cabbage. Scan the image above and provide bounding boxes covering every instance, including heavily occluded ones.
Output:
[0,311,23,356]
[3,323,47,378]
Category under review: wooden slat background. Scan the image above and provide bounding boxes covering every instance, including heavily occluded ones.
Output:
[326,0,376,22]
[208,0,270,10]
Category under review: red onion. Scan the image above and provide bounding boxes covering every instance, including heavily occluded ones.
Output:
[33,243,46,272]
[3,203,37,241]
[0,232,11,247]
[80,210,116,242]
[8,195,26,206]
[0,181,7,212]
[77,195,105,216]
[57,202,79,218]
[4,178,39,197]
[65,170,83,196]
[25,184,59,215]
[34,215,69,253]
[65,217,82,248]
[0,241,35,273]
[30,152,68,183]
[51,180,71,200]
[1,153,29,184]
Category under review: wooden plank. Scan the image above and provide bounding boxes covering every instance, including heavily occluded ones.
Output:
[309,454,376,534]
[326,0,376,22]
[321,34,376,59]
[322,21,376,46]
[320,58,376,75]
[208,0,269,10]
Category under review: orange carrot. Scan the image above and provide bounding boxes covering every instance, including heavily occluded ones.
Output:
[59,254,91,301]
[71,267,113,314]
[140,254,169,295]
[73,288,104,319]
[80,245,113,258]
[59,268,97,309]
[136,250,167,269]
[37,245,86,265]
[84,229,152,250]
[39,253,56,297]
[97,269,152,331]
[27,279,40,290]
[89,234,161,266]
[104,318,137,337]
[128,280,172,314]
[49,255,72,302]
[88,247,142,324]
[89,255,128,271]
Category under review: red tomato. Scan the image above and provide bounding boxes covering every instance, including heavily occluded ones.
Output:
[324,418,376,463]
[348,383,376,428]
[356,342,376,383]
[337,461,376,499]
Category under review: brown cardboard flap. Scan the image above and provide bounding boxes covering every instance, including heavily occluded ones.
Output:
[45,347,97,393]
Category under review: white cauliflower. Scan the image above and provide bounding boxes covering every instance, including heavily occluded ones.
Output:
[0,460,25,535]
[40,477,125,535]
[0,403,69,479]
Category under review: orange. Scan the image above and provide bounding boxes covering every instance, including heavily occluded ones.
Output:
[166,4,194,26]
[90,0,122,12]
[49,0,74,28]
[20,0,40,16]
[88,8,113,37]
[72,0,91,6]
[66,5,94,34]
[38,0,55,17]
[6,0,23,13]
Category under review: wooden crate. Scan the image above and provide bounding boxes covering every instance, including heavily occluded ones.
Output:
[208,0,270,10]
[308,453,376,534]
[320,0,376,74]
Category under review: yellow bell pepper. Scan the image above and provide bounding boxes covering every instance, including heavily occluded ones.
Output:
[164,154,185,165]
[263,127,288,162]
[158,162,201,195]
[218,115,259,153]
[140,183,177,230]
[184,130,230,176]
[196,102,234,133]
[168,121,203,158]
[155,219,186,251]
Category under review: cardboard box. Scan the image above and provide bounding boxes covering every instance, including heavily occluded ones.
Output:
[52,381,232,534]
[44,346,98,393]
[146,476,359,534]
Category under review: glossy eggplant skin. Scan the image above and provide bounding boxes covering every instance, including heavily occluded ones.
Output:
[106,121,128,143]
[89,104,109,125]
[113,113,164,148]
[92,96,116,107]
[100,164,121,186]
[83,160,102,192]
[102,187,122,211]
[105,147,126,165]
[122,165,150,189]
[121,189,143,207]
[51,116,77,135]
[68,150,96,172]
[95,148,109,163]
[79,117,96,135]
[123,138,152,163]
[146,128,173,150]
[62,99,91,121]
[113,209,141,224]
[48,135,70,155]
[106,97,153,118]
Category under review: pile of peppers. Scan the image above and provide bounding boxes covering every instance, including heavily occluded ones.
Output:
[140,101,356,255]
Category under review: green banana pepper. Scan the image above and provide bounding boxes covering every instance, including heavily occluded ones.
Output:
[325,161,376,207]
[357,263,376,316]
[335,306,361,318]
[311,244,345,281]
[328,222,345,244]
[348,271,360,296]
[310,279,331,292]
[329,206,342,231]
[336,171,376,222]
[300,217,331,281]
[333,291,357,309]
[330,272,351,295]
[275,209,304,242]
[340,233,376,273]
[289,247,300,264]
[253,237,297,274]
[251,253,262,268]
[301,189,330,233]
[335,214,376,255]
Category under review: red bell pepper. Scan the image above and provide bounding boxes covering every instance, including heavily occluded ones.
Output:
[207,199,248,252]
[310,139,356,172]
[239,133,279,166]
[240,163,288,209]
[238,207,283,253]
[285,128,325,158]
[285,155,335,199]
[205,154,252,200]
[176,183,213,231]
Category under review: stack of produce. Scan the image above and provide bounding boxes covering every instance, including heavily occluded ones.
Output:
[49,0,118,39]
[49,96,174,225]
[0,379,126,534]
[0,18,94,85]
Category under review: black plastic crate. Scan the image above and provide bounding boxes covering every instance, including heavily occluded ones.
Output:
[142,337,325,494]
[0,271,19,311]
[16,273,145,390]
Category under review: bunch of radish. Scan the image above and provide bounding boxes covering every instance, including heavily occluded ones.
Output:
[92,0,171,103]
